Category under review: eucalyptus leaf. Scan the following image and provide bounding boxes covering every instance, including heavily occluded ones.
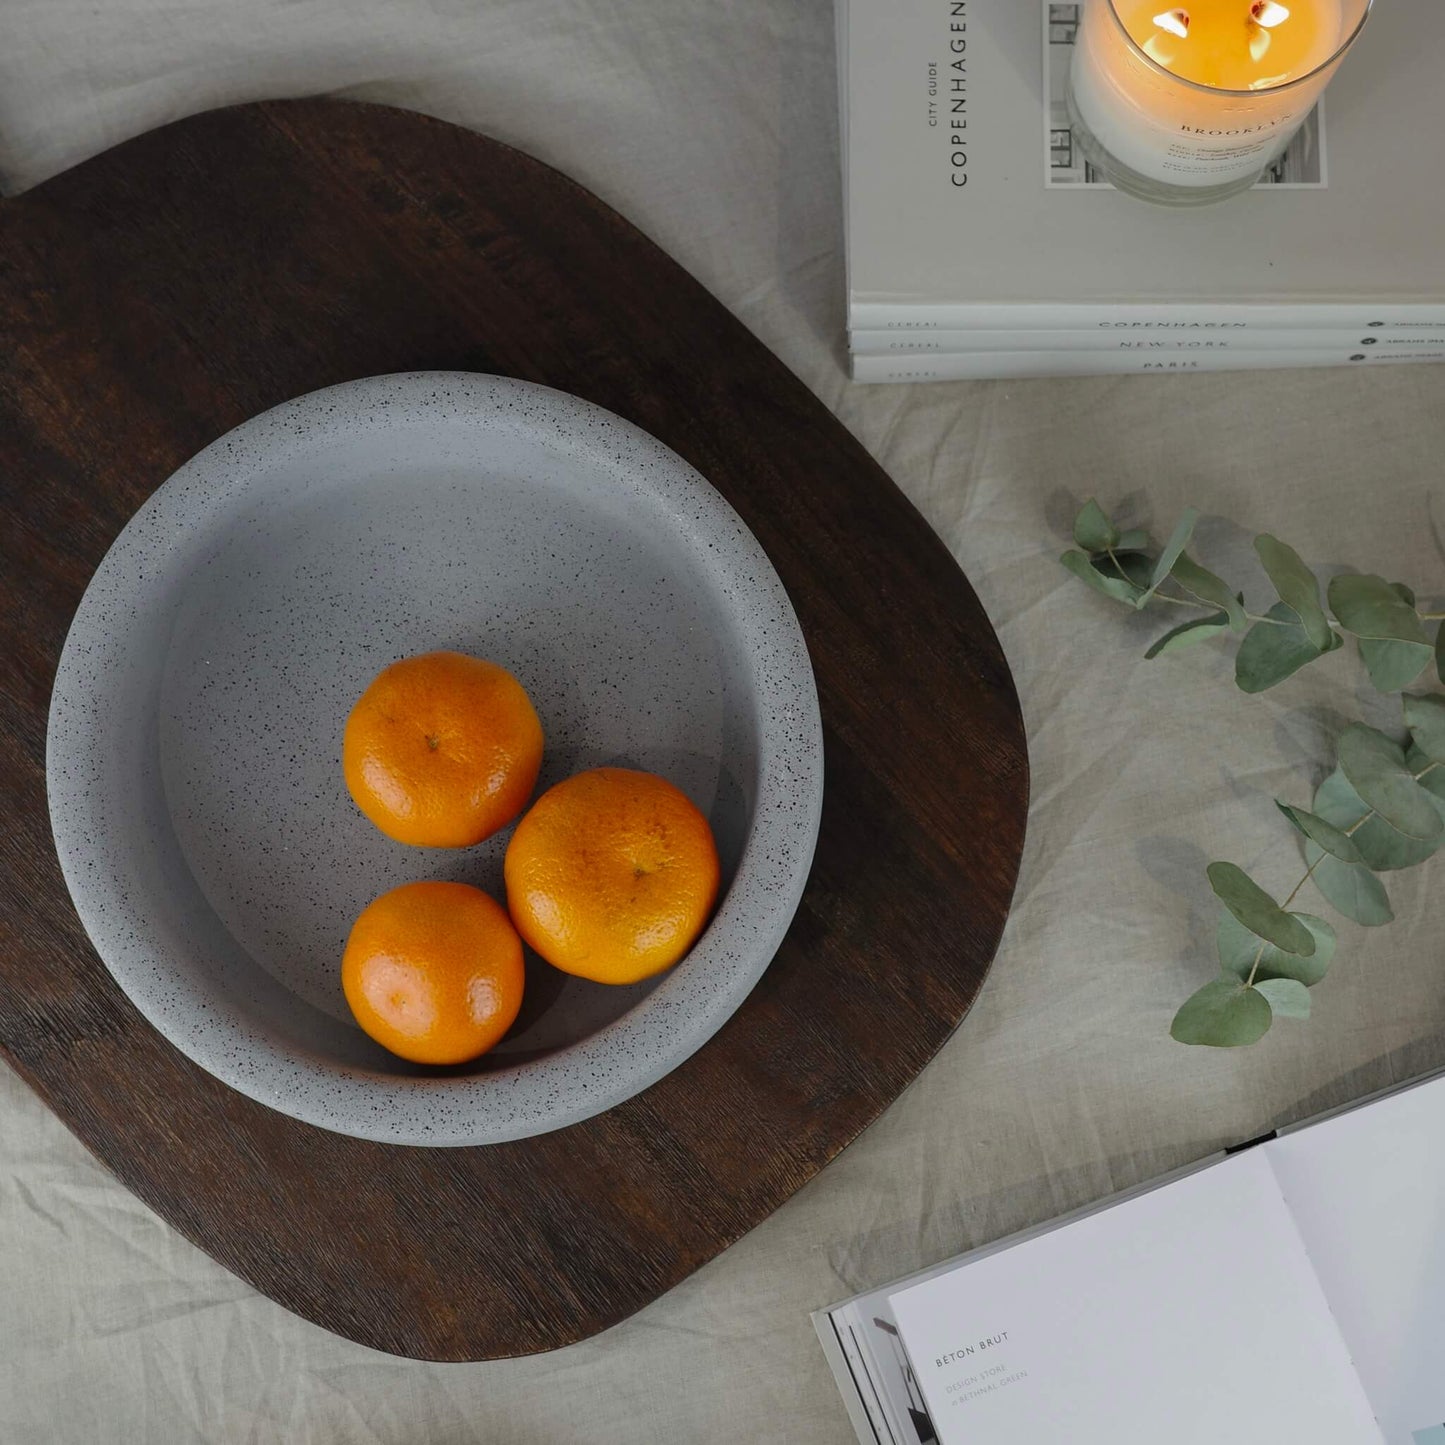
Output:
[1115,529,1150,553]
[1171,976,1274,1047]
[1357,637,1432,693]
[1255,535,1332,651]
[1137,508,1199,610]
[1412,743,1445,804]
[1218,910,1335,987]
[1235,602,1341,694]
[1313,767,1442,872]
[1276,802,1364,865]
[1145,613,1231,659]
[1171,553,1246,631]
[1404,693,1445,765]
[1100,551,1155,590]
[1392,583,1417,608]
[1206,861,1315,956]
[1328,573,1431,644]
[1305,842,1394,926]
[1436,620,1444,685]
[1337,723,1444,842]
[1255,978,1311,1020]
[1073,499,1119,553]
[1061,549,1143,605]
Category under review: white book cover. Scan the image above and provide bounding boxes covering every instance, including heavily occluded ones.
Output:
[839,0,1445,326]
[852,346,1445,383]
[849,327,1445,355]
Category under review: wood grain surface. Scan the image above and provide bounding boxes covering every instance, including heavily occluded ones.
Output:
[0,100,1028,1360]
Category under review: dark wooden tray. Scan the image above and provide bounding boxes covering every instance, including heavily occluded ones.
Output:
[0,100,1027,1360]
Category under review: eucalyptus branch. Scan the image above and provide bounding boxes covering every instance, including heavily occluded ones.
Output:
[1145,587,1299,628]
[1062,500,1445,1048]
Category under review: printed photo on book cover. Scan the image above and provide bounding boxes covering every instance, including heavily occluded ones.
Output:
[1044,2,1325,187]
[834,1302,940,1444]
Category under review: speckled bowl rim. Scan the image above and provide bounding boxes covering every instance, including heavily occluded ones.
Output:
[46,373,824,1147]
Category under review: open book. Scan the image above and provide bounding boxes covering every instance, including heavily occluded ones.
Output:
[816,1070,1445,1444]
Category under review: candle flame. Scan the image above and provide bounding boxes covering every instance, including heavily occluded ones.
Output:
[1152,8,1190,38]
[1251,1,1291,28]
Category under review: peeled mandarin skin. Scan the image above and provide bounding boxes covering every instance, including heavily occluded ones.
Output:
[342,650,543,848]
[504,766,721,986]
[342,880,525,1065]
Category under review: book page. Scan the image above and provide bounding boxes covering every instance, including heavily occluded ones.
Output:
[889,1148,1381,1445]
[1265,1073,1445,1445]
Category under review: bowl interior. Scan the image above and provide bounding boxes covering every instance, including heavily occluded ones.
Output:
[49,375,821,1144]
[158,426,756,1072]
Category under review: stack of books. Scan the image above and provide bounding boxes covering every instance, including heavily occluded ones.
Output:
[836,0,1445,383]
[815,1067,1445,1444]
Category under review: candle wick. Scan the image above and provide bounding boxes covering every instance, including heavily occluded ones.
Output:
[1250,1,1291,29]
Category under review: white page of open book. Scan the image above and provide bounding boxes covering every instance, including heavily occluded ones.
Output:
[889,1147,1381,1445]
[1265,1074,1445,1445]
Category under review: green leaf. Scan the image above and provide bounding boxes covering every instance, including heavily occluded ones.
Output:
[1254,978,1311,1019]
[1218,910,1335,987]
[1234,602,1342,693]
[1073,499,1119,553]
[1061,550,1143,606]
[1337,723,1444,842]
[1115,529,1150,553]
[1312,766,1442,872]
[1255,535,1332,651]
[1170,554,1246,631]
[1305,842,1394,926]
[1100,550,1155,590]
[1436,620,1444,685]
[1412,743,1445,804]
[1357,637,1432,693]
[1171,976,1274,1047]
[1137,508,1199,609]
[1206,861,1315,956]
[1404,693,1445,765]
[1145,613,1231,659]
[1328,573,1431,644]
[1275,802,1364,865]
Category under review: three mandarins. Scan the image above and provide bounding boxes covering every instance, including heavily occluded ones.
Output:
[340,652,719,1066]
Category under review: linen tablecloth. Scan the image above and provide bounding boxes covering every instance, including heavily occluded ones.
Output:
[4,3,1443,1439]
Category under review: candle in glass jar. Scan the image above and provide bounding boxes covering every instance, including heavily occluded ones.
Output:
[1069,0,1355,194]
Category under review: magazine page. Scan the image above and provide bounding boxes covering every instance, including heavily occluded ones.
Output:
[888,1147,1381,1445]
[1265,1073,1445,1445]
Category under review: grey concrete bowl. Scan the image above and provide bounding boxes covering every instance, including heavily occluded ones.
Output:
[46,373,823,1146]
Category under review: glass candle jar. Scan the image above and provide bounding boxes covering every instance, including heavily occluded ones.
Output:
[1067,0,1373,206]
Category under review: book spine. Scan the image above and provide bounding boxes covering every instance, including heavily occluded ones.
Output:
[849,328,1445,356]
[851,349,1445,385]
[848,303,1445,332]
